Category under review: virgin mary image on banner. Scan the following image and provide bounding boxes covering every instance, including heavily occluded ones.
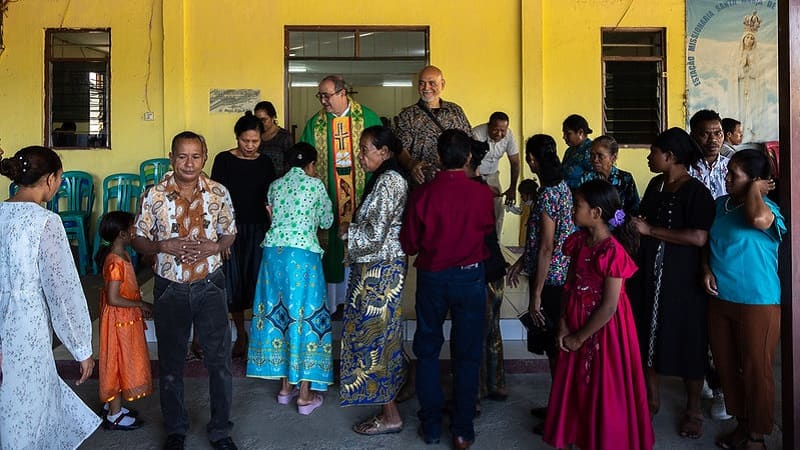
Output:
[686,0,778,143]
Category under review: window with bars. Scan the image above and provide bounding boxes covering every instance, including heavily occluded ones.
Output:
[601,29,666,146]
[45,29,110,148]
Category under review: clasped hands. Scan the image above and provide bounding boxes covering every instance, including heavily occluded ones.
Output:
[162,236,222,263]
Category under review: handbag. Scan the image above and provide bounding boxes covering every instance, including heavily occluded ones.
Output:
[518,310,555,356]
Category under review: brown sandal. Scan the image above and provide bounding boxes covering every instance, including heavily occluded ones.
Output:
[679,412,704,439]
[353,416,403,435]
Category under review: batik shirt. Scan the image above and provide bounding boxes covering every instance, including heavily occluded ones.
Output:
[688,153,730,199]
[135,171,236,283]
[579,166,641,214]
[395,99,472,167]
[562,138,593,189]
[522,181,576,286]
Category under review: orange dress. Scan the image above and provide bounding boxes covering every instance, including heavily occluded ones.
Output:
[99,253,152,402]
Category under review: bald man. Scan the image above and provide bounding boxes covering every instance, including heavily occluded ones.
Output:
[395,65,472,185]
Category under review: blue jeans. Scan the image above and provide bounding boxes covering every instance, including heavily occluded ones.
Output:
[153,269,233,441]
[413,264,486,441]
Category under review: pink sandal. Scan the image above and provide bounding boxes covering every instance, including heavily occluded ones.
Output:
[276,388,299,405]
[297,393,324,415]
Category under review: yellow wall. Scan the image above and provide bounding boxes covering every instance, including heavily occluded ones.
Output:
[0,0,166,199]
[0,0,688,244]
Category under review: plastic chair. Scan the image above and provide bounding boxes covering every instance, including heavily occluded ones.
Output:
[92,173,142,273]
[8,182,18,198]
[139,158,171,190]
[49,171,95,275]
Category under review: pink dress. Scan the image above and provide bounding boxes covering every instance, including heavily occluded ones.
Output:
[543,231,654,450]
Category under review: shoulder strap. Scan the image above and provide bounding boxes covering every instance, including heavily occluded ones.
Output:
[416,99,446,132]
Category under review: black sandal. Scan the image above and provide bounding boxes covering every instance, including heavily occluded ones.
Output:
[103,412,144,431]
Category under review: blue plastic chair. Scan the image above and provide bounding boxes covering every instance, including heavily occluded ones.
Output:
[49,171,95,275]
[139,158,170,190]
[8,182,18,198]
[92,173,142,273]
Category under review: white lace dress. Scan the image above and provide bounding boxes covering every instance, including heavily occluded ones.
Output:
[0,202,100,449]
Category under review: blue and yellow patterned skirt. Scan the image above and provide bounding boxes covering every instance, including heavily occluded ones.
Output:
[246,246,333,391]
[339,257,408,405]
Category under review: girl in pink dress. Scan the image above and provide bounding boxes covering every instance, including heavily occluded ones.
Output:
[543,179,654,450]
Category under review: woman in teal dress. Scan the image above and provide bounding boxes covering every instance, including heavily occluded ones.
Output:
[246,142,334,416]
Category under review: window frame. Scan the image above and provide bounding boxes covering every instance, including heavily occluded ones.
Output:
[44,28,111,150]
[601,27,667,147]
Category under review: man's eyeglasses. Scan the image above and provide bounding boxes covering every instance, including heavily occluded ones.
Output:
[315,89,343,101]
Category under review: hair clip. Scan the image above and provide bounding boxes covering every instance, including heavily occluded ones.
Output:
[609,209,625,228]
[101,239,112,247]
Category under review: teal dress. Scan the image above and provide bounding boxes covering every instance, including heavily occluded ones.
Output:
[246,168,335,390]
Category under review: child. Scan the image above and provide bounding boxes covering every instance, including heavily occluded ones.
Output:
[95,211,152,430]
[516,178,539,246]
[542,179,653,450]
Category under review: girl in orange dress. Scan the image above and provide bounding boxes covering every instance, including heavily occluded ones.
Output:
[95,211,152,430]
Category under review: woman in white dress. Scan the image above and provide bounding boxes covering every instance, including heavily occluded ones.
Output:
[0,146,100,449]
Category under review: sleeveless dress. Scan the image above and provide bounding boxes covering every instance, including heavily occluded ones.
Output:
[543,231,654,450]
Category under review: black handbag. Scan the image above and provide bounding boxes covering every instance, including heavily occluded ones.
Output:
[518,310,555,355]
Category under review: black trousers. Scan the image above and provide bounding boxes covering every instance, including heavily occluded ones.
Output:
[153,269,233,441]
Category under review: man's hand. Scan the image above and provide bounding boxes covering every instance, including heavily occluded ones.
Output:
[411,161,430,184]
[502,187,517,204]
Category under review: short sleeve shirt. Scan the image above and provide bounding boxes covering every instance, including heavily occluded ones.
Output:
[395,99,472,167]
[135,172,237,283]
[522,181,576,285]
[472,123,519,175]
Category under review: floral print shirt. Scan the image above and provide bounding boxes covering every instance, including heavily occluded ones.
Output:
[562,138,593,189]
[135,171,237,283]
[264,167,334,253]
[579,166,641,214]
[688,153,730,199]
[395,99,472,167]
[522,180,576,286]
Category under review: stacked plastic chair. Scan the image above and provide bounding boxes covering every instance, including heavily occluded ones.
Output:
[48,171,95,275]
[92,173,142,273]
[139,158,170,191]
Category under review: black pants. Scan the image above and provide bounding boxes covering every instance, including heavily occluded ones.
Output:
[153,269,233,441]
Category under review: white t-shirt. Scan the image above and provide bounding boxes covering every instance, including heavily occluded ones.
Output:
[472,123,519,175]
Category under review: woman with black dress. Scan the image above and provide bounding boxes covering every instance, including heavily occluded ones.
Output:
[254,101,293,177]
[630,127,715,440]
[211,111,276,357]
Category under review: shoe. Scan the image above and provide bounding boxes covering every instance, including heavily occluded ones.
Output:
[532,421,544,435]
[530,406,547,418]
[210,436,238,450]
[352,416,403,435]
[277,387,299,405]
[710,391,733,421]
[102,412,144,431]
[297,393,324,415]
[98,404,139,418]
[452,435,474,449]
[163,434,186,450]
[417,426,440,445]
[701,380,714,399]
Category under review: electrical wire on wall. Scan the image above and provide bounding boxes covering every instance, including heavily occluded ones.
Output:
[59,0,71,28]
[613,0,636,30]
[144,0,155,113]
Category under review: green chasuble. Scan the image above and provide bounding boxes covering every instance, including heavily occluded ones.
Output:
[300,99,382,283]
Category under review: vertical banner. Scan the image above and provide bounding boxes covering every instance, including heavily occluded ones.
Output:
[686,0,778,142]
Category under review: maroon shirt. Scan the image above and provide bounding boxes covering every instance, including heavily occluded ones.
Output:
[400,170,495,271]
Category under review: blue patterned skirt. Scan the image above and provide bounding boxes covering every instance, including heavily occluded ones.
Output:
[246,246,332,391]
[339,257,407,405]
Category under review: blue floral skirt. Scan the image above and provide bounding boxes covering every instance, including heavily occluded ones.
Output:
[246,246,332,391]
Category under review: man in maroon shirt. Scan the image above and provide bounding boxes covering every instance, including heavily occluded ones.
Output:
[400,129,495,449]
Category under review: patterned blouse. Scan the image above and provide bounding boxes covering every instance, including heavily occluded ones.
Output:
[263,167,334,253]
[345,170,408,264]
[395,99,472,166]
[579,166,641,214]
[562,138,593,189]
[135,172,237,283]
[522,180,576,286]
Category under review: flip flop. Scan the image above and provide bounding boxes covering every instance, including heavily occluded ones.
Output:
[353,416,403,436]
[277,387,299,405]
[297,393,324,415]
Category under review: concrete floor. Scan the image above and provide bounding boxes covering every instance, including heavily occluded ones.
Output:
[64,271,782,449]
[70,374,782,450]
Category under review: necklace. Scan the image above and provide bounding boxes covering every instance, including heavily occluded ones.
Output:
[724,197,743,213]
